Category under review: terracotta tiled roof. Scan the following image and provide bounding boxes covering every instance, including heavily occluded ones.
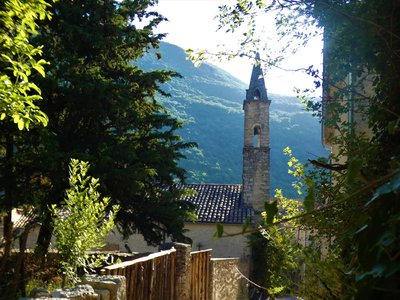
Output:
[179,184,254,224]
[9,184,253,228]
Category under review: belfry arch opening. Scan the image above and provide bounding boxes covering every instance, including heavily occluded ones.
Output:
[253,125,261,148]
[253,89,261,100]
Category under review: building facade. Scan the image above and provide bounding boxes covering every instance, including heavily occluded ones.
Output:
[7,56,272,260]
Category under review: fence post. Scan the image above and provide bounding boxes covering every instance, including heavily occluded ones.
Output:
[173,243,192,300]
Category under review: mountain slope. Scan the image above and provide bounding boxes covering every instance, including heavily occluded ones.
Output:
[138,42,326,198]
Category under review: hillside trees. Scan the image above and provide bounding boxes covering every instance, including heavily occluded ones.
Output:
[0,0,196,259]
[212,0,400,298]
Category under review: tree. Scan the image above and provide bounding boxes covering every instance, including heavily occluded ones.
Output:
[0,0,196,259]
[0,1,54,297]
[209,1,400,298]
[50,159,119,285]
[0,0,53,129]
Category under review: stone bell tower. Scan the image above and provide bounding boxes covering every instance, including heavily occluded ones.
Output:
[242,54,271,213]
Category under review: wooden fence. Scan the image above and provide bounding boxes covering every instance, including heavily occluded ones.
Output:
[190,249,212,300]
[101,248,176,300]
[100,247,217,300]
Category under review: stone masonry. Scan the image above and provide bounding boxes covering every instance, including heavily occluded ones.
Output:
[24,275,126,300]
[242,54,271,213]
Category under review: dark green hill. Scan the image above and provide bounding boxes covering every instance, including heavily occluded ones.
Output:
[138,42,326,198]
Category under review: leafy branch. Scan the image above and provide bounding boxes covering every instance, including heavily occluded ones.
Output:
[50,159,119,285]
[0,0,55,129]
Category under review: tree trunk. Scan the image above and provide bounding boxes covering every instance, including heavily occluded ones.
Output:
[9,225,31,298]
[0,132,15,278]
[0,211,13,275]
[35,212,53,267]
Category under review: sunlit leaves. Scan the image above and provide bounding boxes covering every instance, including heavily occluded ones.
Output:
[0,0,54,129]
[284,146,306,195]
[303,179,315,211]
[50,159,119,283]
[251,190,305,296]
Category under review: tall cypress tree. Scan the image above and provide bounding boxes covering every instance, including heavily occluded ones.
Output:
[3,0,196,252]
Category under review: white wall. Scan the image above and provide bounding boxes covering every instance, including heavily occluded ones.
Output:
[4,219,251,260]
[106,223,251,259]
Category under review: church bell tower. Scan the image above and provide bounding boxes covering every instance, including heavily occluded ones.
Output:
[242,55,271,213]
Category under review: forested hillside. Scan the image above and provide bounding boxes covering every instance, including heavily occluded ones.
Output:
[138,42,326,197]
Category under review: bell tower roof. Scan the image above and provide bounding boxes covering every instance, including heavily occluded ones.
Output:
[246,53,268,101]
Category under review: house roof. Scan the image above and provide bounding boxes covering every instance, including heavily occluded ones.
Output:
[11,184,254,230]
[179,184,254,224]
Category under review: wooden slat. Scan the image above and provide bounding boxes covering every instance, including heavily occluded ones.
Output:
[102,248,176,270]
[190,249,213,255]
[99,248,176,300]
[190,249,212,300]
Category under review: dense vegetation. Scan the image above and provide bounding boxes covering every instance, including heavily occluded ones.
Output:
[4,0,393,298]
[138,42,325,197]
[0,1,196,297]
[211,0,400,298]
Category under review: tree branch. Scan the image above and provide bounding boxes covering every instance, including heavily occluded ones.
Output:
[308,159,347,171]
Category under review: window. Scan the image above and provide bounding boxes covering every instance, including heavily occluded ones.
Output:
[253,125,261,147]
[253,89,261,100]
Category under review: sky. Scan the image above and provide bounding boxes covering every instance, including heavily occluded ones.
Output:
[153,0,323,96]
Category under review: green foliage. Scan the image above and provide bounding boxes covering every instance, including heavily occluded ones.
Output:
[139,42,326,197]
[25,276,63,296]
[284,146,331,212]
[250,190,304,297]
[299,244,356,299]
[218,1,400,298]
[284,146,306,195]
[263,200,278,225]
[0,0,54,129]
[0,0,196,249]
[352,171,400,299]
[50,159,119,283]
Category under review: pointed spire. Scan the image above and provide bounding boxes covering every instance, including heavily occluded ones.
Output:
[246,52,268,101]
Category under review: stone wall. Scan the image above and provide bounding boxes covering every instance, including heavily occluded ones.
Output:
[243,100,271,148]
[242,98,271,212]
[211,258,248,300]
[26,275,126,300]
[242,146,270,213]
